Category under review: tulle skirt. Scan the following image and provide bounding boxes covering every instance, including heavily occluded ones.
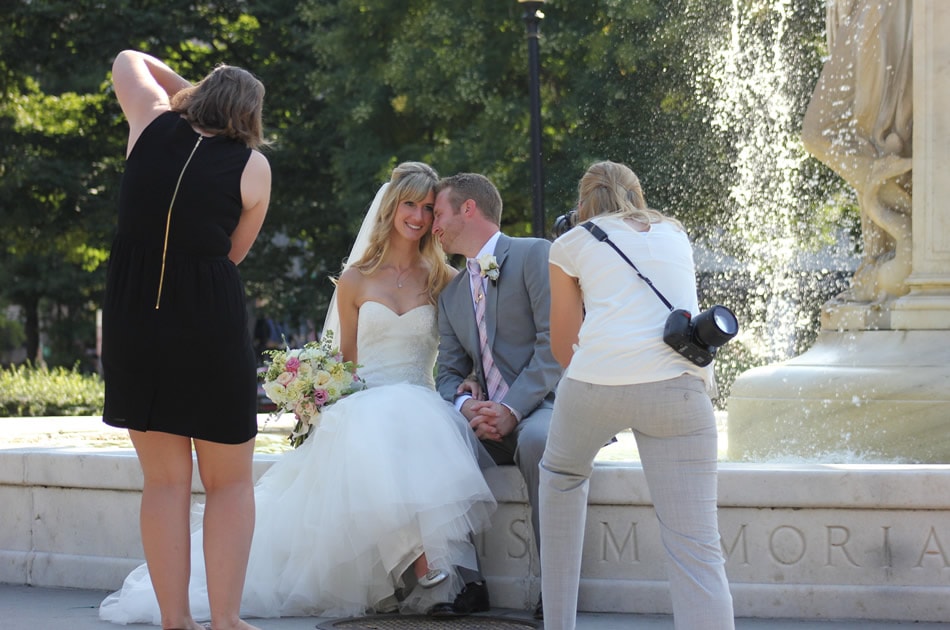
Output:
[99,383,496,624]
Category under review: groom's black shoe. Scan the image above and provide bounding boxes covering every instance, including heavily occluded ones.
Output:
[427,581,490,616]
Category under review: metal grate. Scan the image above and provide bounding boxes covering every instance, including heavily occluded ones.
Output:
[317,614,540,630]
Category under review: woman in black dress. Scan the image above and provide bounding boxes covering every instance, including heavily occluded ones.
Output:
[103,50,271,630]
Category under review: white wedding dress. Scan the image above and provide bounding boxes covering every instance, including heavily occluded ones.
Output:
[100,301,496,623]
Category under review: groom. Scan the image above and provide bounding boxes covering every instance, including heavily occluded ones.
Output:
[430,172,562,618]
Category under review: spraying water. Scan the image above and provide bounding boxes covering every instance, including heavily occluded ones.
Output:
[694,0,858,370]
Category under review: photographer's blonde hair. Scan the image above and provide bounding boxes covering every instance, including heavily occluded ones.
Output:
[577,160,683,230]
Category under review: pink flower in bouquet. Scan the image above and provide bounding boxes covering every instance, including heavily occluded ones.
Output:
[285,356,301,372]
[313,388,330,407]
[276,371,296,387]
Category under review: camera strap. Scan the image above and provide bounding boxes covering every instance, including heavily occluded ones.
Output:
[580,221,675,312]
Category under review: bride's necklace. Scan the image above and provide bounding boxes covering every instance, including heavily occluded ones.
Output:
[395,266,411,289]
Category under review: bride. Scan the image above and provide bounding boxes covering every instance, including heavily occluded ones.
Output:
[100,162,497,624]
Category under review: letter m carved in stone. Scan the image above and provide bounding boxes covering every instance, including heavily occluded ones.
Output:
[600,521,639,563]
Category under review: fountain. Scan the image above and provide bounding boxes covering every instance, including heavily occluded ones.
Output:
[727,0,950,463]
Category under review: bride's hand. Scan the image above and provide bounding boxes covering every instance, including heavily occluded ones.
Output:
[457,378,485,401]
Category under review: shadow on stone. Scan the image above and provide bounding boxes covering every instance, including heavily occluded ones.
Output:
[317,615,540,630]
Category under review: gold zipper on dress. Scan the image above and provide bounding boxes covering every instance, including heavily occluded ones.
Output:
[155,136,203,310]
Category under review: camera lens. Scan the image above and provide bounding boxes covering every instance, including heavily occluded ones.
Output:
[552,209,578,237]
[692,305,738,348]
[712,307,739,335]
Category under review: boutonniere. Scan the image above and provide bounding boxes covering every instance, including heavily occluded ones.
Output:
[477,254,500,284]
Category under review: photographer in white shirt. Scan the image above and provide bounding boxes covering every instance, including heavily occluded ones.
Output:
[540,160,734,630]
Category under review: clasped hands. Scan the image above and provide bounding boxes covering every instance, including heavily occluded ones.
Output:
[457,379,516,442]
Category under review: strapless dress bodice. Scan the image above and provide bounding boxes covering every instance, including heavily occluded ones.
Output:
[355,301,437,389]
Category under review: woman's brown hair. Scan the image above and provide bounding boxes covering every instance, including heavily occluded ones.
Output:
[171,65,267,149]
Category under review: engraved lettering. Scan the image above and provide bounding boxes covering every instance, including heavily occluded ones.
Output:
[475,531,487,557]
[769,525,806,566]
[600,521,638,563]
[722,523,750,565]
[826,525,860,567]
[915,527,950,568]
[507,518,530,559]
[882,526,892,569]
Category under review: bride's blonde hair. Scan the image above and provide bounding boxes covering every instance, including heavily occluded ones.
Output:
[347,162,452,304]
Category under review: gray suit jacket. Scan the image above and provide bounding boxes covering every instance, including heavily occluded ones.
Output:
[436,234,562,419]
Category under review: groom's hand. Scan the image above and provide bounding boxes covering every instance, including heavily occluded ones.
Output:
[457,378,485,401]
[459,397,479,422]
[468,401,517,441]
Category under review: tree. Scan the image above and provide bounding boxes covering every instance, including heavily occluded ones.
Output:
[0,3,122,365]
[0,0,295,365]
[0,0,845,386]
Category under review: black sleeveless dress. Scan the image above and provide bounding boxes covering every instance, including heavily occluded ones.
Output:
[101,111,258,444]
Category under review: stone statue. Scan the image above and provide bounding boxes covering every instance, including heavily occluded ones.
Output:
[729,1,950,464]
[802,0,913,302]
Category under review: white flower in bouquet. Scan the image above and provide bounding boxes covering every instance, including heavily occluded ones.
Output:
[260,331,365,448]
[296,360,314,380]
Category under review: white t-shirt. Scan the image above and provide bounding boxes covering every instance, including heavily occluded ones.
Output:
[548,215,712,387]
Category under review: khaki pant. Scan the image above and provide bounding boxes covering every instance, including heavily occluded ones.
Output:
[539,374,734,630]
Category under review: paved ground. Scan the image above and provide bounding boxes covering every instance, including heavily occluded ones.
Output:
[2,584,948,630]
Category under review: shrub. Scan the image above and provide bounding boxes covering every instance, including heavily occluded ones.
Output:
[0,363,104,417]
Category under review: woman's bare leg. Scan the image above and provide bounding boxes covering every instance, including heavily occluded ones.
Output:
[128,429,204,630]
[194,436,260,630]
[413,553,429,579]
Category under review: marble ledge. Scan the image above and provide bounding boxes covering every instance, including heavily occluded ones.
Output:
[2,447,949,511]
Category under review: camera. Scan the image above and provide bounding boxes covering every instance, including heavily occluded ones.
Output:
[552,208,578,237]
[663,305,739,367]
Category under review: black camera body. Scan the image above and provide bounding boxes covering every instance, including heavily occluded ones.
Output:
[663,306,738,367]
[552,209,578,237]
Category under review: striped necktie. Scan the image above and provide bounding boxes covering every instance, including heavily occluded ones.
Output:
[467,259,509,402]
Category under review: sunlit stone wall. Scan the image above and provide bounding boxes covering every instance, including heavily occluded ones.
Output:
[2,450,948,622]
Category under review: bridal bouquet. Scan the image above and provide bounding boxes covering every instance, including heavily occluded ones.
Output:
[260,332,364,448]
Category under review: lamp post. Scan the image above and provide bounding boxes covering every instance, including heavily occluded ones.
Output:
[518,0,545,238]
